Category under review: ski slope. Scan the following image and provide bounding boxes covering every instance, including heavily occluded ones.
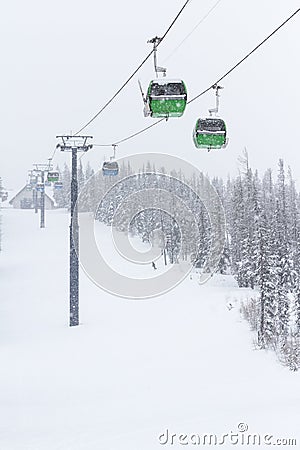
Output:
[0,208,300,450]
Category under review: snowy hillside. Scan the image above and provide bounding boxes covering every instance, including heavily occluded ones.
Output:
[0,207,300,449]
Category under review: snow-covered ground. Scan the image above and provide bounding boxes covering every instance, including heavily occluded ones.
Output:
[0,208,300,450]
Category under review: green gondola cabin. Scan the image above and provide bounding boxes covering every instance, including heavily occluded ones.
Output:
[47,171,60,182]
[193,118,227,150]
[144,79,187,118]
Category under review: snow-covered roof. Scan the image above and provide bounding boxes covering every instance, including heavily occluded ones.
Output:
[150,78,184,84]
[9,185,55,205]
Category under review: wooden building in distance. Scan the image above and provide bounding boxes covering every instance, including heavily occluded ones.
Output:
[9,186,55,210]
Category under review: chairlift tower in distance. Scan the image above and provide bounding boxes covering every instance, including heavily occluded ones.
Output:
[32,161,53,227]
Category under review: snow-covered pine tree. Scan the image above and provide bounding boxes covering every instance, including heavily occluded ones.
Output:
[235,151,259,289]
[257,210,278,349]
[78,159,85,193]
[274,160,290,337]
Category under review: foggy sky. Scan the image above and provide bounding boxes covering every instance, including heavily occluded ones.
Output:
[1,0,300,190]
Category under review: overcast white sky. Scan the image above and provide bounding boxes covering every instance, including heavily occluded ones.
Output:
[1,0,300,190]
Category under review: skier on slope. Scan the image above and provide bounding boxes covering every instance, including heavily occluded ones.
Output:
[152,261,157,270]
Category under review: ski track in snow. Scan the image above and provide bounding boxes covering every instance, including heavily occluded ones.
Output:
[0,208,300,450]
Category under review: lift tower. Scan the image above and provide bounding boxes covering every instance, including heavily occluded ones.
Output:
[56,135,93,327]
